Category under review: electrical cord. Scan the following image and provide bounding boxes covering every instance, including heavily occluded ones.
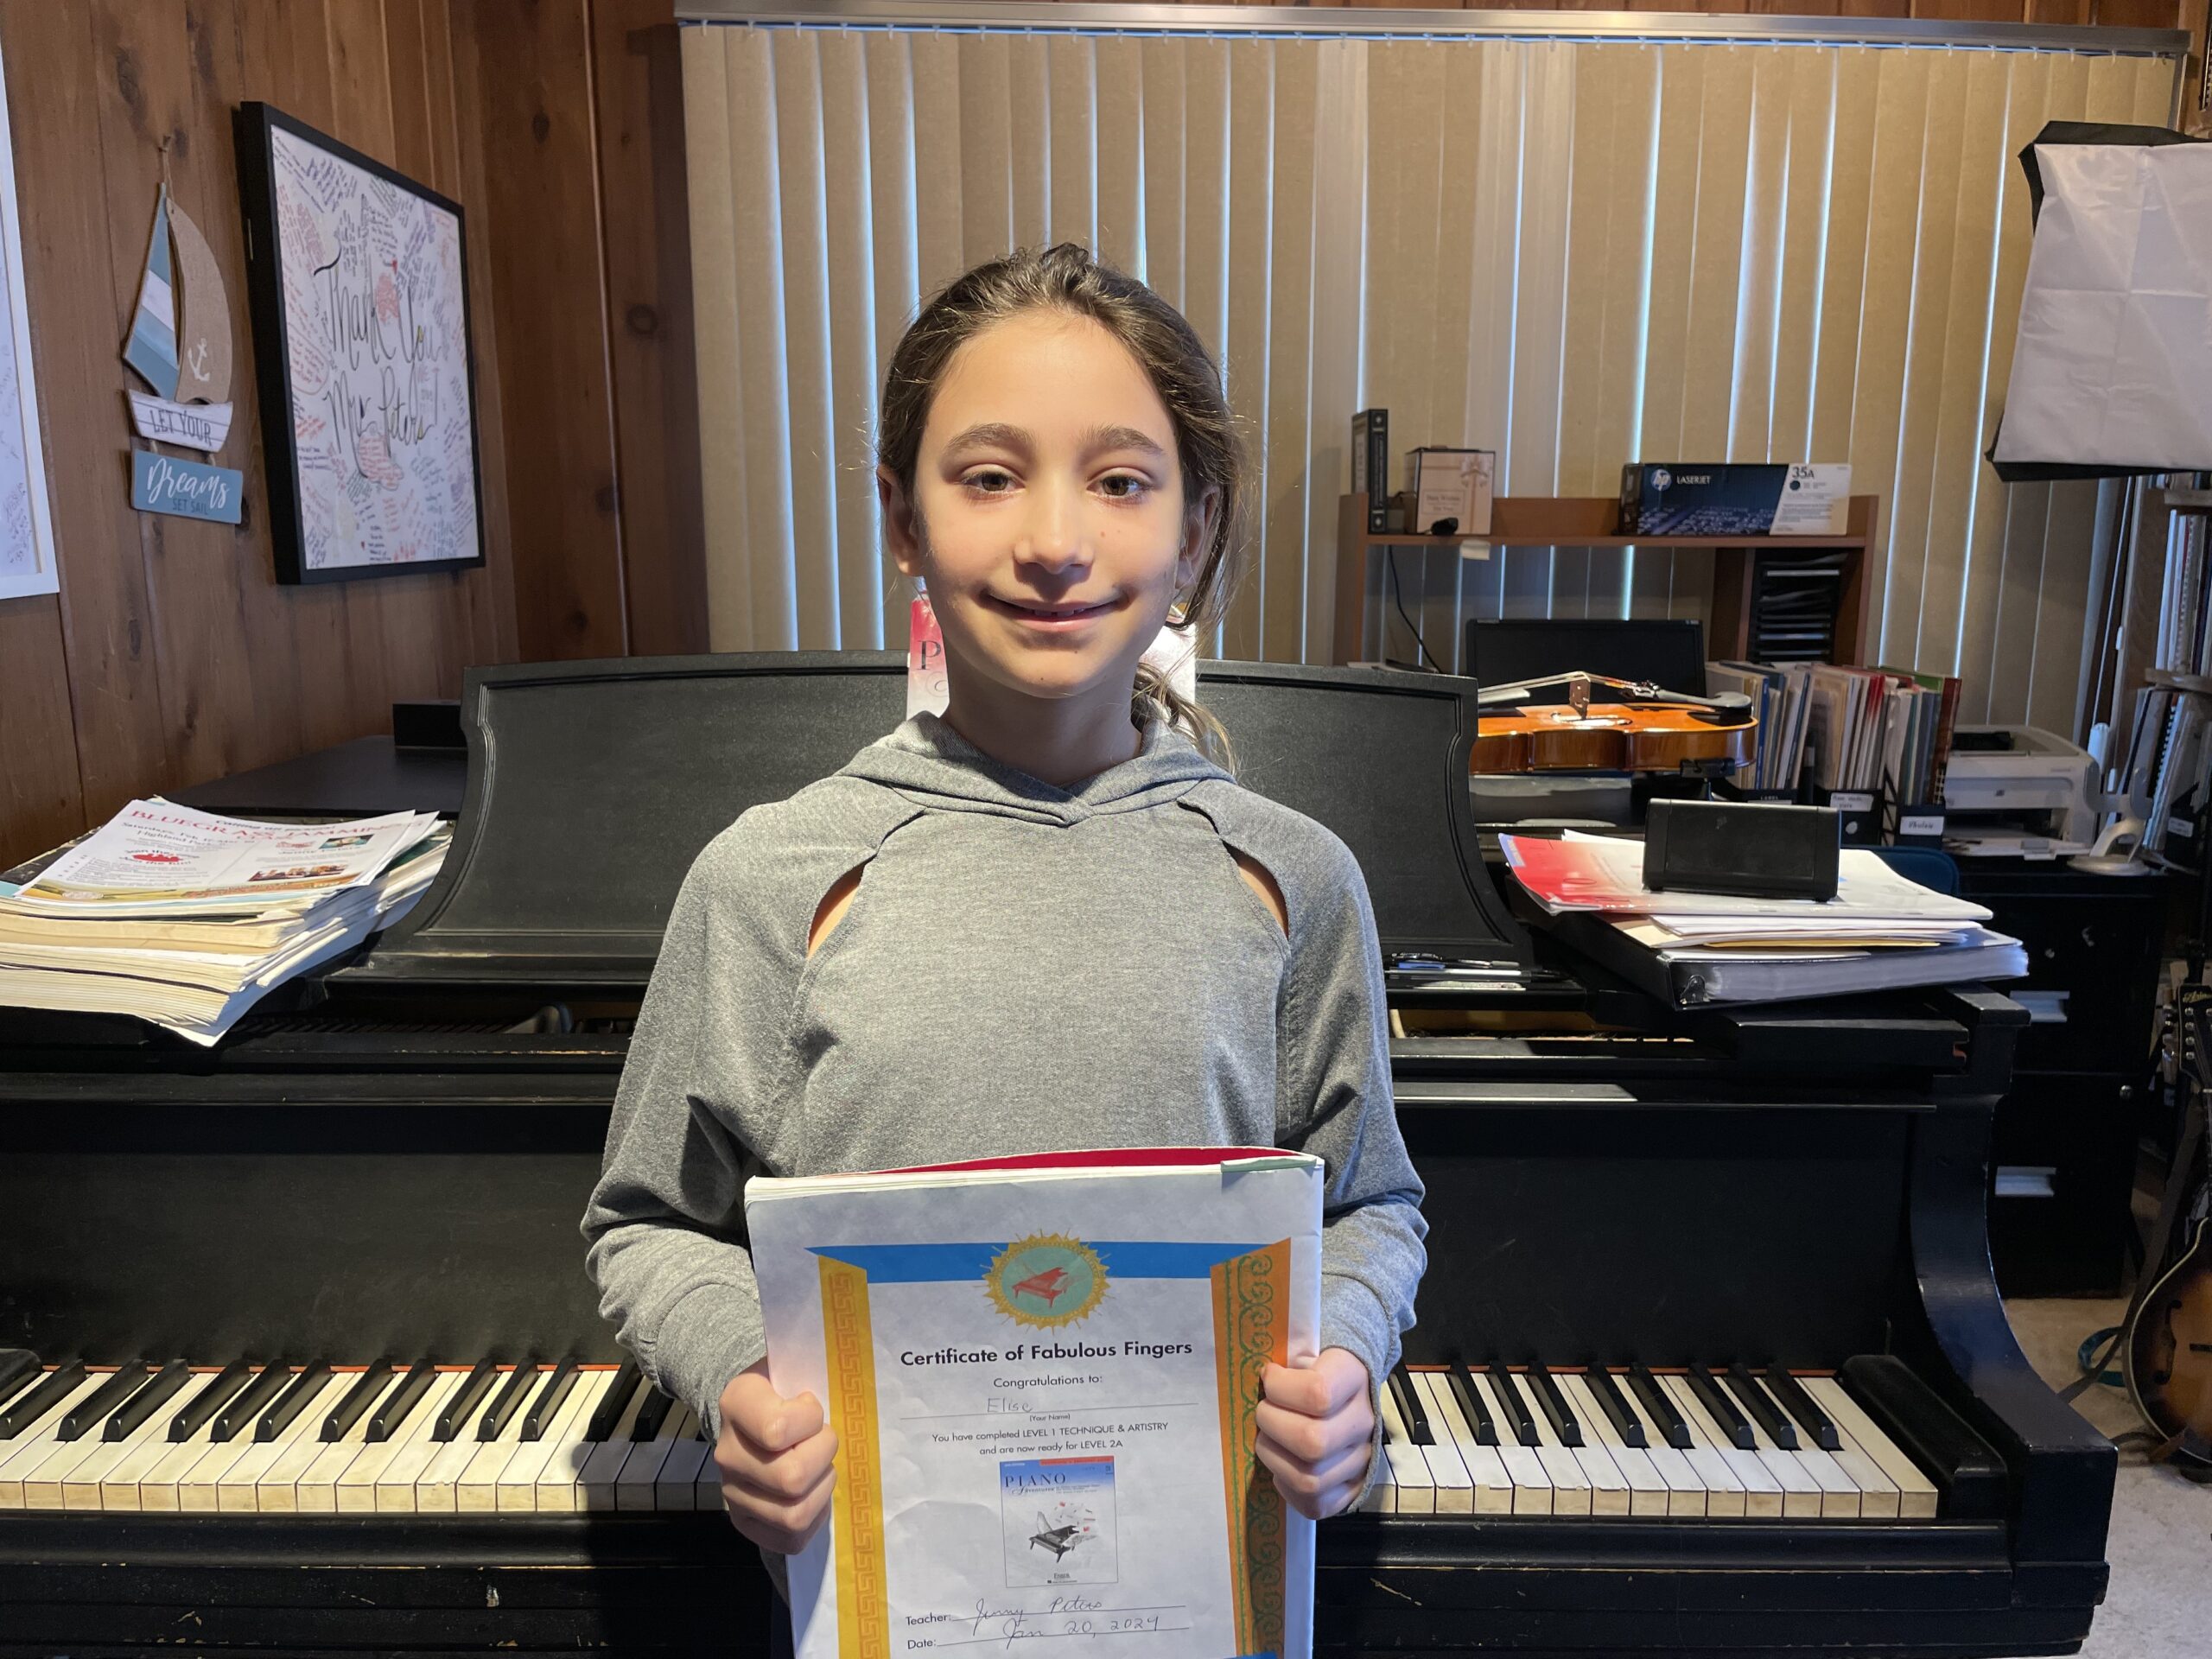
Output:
[1385,549,1443,673]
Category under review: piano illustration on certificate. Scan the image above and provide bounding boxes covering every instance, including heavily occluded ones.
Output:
[0,654,2113,1656]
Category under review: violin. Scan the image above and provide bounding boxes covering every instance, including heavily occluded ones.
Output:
[1471,671,1757,775]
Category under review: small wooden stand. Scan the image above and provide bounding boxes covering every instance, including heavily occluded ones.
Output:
[1332,493,1879,668]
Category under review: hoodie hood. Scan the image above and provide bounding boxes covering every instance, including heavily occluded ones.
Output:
[836,709,1231,827]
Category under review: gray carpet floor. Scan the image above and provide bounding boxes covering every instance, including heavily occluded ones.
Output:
[2002,1295,2210,1657]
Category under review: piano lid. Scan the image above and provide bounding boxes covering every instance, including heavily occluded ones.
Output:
[337,653,1529,991]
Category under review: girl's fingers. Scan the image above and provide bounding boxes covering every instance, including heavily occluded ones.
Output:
[1255,1427,1372,1500]
[721,1462,838,1552]
[718,1423,839,1500]
[1253,1395,1368,1466]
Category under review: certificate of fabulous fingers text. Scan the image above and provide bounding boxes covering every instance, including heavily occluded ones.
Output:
[746,1153,1323,1659]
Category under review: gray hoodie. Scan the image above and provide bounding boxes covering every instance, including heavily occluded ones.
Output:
[581,709,1427,1484]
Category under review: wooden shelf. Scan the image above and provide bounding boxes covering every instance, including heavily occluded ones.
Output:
[1332,492,1881,669]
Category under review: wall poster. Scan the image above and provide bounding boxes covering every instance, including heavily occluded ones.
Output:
[0,35,58,602]
[233,101,485,584]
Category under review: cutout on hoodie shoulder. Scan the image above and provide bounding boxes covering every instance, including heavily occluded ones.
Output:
[808,863,868,959]
[1231,848,1287,936]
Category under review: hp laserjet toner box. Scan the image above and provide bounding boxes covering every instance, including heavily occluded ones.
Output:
[1619,463,1849,536]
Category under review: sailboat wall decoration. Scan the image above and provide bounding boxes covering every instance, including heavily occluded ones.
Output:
[124,180,242,524]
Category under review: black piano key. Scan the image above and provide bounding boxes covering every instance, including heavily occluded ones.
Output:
[1726,1363,1797,1449]
[1484,1363,1541,1447]
[1,1362,88,1439]
[435,1360,500,1443]
[58,1361,154,1443]
[169,1361,252,1443]
[1386,1366,1433,1446]
[1584,1366,1647,1449]
[1838,1353,2008,1520]
[1686,1366,1757,1450]
[0,1350,37,1408]
[1765,1365,1841,1452]
[479,1357,543,1442]
[322,1359,398,1442]
[1627,1364,1691,1450]
[1526,1366,1584,1448]
[221,1363,306,1443]
[1447,1365,1498,1446]
[105,1358,193,1441]
[253,1363,332,1442]
[631,1386,676,1442]
[522,1357,582,1442]
[584,1359,643,1442]
[366,1359,439,1445]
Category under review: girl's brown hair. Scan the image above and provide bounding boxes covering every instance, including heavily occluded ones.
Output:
[876,243,1250,768]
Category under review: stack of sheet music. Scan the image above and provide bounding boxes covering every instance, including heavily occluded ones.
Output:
[0,800,448,1045]
[1501,831,2025,1007]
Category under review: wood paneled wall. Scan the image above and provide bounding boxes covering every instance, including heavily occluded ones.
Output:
[0,0,702,870]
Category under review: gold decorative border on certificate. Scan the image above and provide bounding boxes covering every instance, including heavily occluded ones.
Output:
[819,1255,888,1657]
[1211,1238,1290,1658]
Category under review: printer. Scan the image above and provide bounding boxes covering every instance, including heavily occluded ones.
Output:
[1941,725,2101,856]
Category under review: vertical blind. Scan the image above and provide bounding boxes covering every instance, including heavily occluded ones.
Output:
[680,14,2180,733]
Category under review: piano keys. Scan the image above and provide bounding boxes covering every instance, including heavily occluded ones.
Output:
[1357,1363,1953,1521]
[0,1360,721,1516]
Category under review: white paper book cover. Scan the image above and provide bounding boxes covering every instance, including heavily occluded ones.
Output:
[746,1147,1324,1659]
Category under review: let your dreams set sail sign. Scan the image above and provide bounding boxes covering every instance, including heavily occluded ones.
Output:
[747,1147,1324,1659]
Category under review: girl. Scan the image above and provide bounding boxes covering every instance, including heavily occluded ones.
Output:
[581,243,1427,1636]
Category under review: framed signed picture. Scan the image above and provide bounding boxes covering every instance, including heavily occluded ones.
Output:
[233,102,485,584]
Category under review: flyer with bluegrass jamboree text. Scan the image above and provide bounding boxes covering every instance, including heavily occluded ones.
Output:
[745,1148,1323,1659]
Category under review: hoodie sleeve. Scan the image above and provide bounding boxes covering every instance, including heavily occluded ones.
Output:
[1276,829,1427,1504]
[580,818,800,1442]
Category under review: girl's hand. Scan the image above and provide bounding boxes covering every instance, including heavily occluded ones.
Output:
[715,1359,840,1553]
[1253,1348,1376,1519]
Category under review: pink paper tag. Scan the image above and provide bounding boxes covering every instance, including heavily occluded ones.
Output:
[906,593,948,717]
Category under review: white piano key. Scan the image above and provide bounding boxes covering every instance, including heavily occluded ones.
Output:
[578,1381,658,1512]
[1689,1373,1821,1519]
[214,1373,349,1514]
[532,1371,621,1515]
[1534,1372,1629,1517]
[295,1373,394,1514]
[375,1372,486,1515]
[498,1370,609,1513]
[696,1414,727,1513]
[1412,1370,1512,1516]
[1398,1373,1474,1515]
[59,1391,180,1512]
[616,1404,696,1511]
[1374,1382,1434,1515]
[653,1410,716,1512]
[454,1370,542,1515]
[1796,1382,1903,1519]
[410,1419,491,1515]
[1609,1378,1710,1517]
[18,1429,110,1510]
[1662,1373,1777,1519]
[132,1404,241,1512]
[339,1372,461,1515]
[1503,1370,1592,1517]
[1746,1376,1860,1517]
[1471,1372,1552,1516]
[109,1370,268,1513]
[0,1375,110,1508]
[1802,1376,1936,1519]
[1560,1373,1668,1518]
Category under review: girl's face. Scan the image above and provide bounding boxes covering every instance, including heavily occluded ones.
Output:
[880,310,1218,712]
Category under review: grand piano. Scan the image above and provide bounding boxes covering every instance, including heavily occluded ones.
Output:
[0,654,2113,1656]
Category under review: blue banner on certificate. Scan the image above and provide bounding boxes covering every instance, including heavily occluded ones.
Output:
[130,448,243,524]
[748,1148,1324,1659]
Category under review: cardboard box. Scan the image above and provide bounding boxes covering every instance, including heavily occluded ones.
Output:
[1619,463,1850,536]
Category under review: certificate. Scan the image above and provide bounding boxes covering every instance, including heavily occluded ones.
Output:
[747,1147,1324,1659]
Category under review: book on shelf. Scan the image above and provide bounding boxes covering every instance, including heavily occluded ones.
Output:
[1351,408,1389,532]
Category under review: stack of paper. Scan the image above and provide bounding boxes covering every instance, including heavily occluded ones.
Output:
[0,800,448,1044]
[1501,831,2025,1007]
